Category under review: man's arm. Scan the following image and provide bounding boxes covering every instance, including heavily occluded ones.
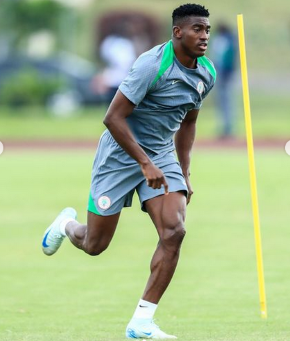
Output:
[103,90,168,194]
[175,109,199,204]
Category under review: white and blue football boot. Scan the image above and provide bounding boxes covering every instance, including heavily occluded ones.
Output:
[126,318,177,339]
[42,207,77,256]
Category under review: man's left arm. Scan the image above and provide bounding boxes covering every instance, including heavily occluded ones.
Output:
[175,109,199,205]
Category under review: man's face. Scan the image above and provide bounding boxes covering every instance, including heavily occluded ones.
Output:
[174,16,211,58]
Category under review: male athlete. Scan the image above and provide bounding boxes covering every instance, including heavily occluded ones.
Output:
[42,4,215,339]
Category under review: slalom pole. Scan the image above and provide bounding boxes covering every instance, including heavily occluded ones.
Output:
[237,14,267,319]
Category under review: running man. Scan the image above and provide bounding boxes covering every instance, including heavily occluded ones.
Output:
[42,4,215,339]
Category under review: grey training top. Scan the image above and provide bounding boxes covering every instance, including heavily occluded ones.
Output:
[117,40,216,154]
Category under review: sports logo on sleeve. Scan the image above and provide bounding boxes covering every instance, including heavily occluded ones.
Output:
[197,81,204,94]
[98,196,111,210]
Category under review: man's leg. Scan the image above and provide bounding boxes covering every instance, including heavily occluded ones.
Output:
[142,191,186,302]
[66,211,120,256]
[42,208,120,256]
[126,191,186,339]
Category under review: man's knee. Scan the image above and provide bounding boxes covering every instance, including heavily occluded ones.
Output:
[161,220,186,247]
[85,241,109,256]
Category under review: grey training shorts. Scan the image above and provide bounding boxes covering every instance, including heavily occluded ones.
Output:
[88,130,188,216]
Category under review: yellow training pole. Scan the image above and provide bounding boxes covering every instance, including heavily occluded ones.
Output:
[237,14,267,319]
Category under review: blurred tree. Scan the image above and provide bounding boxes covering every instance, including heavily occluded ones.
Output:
[0,68,67,107]
[0,0,71,54]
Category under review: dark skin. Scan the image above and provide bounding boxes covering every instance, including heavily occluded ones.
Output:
[173,16,211,68]
[66,15,209,304]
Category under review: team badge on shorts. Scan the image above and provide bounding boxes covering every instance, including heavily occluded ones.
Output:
[197,81,204,94]
[98,196,111,210]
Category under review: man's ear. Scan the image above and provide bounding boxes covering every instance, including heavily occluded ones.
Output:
[173,26,182,39]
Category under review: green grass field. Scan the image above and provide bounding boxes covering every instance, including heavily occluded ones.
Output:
[1,91,290,141]
[1,149,289,341]
[1,1,289,338]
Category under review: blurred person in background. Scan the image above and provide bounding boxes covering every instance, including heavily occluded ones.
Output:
[210,22,237,139]
[42,3,215,339]
[92,22,137,103]
[92,11,162,104]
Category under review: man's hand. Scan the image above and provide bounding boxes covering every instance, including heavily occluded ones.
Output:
[184,175,194,205]
[140,161,169,195]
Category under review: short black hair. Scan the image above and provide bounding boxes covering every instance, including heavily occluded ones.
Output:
[172,3,210,25]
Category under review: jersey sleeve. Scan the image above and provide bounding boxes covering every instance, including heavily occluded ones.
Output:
[119,53,159,106]
[192,75,215,110]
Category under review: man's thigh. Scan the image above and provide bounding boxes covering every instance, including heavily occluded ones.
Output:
[144,191,187,234]
[137,152,188,212]
[85,211,121,250]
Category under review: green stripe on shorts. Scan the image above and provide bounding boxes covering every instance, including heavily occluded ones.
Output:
[88,192,102,215]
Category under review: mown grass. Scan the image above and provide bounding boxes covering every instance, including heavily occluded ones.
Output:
[0,91,289,141]
[0,149,289,341]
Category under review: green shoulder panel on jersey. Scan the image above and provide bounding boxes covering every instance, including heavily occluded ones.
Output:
[197,56,216,82]
[150,41,216,87]
[150,40,175,88]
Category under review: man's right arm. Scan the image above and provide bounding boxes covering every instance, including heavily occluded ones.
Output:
[103,90,168,193]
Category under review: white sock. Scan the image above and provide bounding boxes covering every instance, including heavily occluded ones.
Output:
[132,299,158,320]
[59,218,76,236]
